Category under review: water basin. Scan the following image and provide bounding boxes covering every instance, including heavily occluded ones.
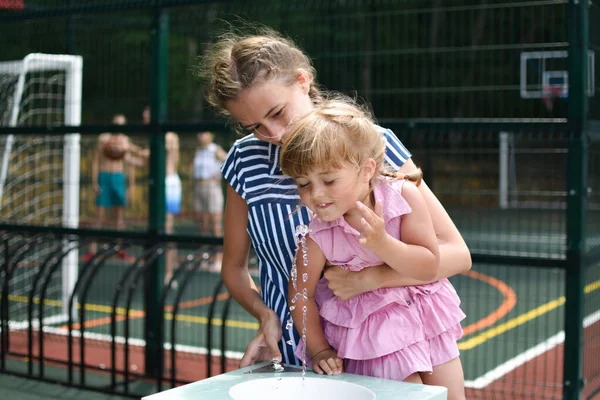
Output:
[228,377,376,400]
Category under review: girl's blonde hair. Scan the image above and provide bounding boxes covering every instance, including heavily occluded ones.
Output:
[280,97,422,186]
[197,28,323,132]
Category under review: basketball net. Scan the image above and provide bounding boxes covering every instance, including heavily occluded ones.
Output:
[542,85,564,112]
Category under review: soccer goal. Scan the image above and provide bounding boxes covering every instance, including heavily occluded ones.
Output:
[498,131,573,210]
[0,53,82,326]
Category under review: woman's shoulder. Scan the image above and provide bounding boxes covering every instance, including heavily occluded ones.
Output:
[230,135,271,153]
[225,134,271,159]
[231,133,266,148]
[373,124,411,166]
[372,124,389,134]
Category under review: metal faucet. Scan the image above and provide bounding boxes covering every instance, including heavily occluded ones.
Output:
[271,358,284,372]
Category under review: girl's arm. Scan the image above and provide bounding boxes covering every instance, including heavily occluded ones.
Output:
[221,185,282,366]
[357,182,439,282]
[382,129,470,278]
[366,159,470,287]
[289,236,342,376]
[325,159,471,300]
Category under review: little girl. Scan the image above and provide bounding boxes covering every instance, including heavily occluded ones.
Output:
[280,98,466,399]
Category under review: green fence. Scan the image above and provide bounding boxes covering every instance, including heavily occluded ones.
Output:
[0,1,597,399]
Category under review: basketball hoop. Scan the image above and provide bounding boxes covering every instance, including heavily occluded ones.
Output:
[0,0,24,10]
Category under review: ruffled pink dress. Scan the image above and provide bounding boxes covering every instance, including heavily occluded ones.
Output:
[295,179,465,381]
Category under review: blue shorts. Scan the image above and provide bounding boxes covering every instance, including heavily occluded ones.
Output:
[96,171,126,208]
[166,174,182,215]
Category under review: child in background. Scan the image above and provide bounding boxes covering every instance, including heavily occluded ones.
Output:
[280,98,466,400]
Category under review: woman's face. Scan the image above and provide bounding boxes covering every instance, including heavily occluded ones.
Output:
[225,73,314,145]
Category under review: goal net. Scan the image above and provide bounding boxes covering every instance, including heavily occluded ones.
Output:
[0,53,82,328]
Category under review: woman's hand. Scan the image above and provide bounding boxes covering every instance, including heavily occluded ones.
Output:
[311,348,343,376]
[239,310,282,368]
[323,265,380,300]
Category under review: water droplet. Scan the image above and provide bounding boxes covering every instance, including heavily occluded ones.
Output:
[292,223,312,377]
[295,224,311,237]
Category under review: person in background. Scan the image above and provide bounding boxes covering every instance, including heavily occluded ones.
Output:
[83,113,149,263]
[191,131,227,271]
[142,105,182,283]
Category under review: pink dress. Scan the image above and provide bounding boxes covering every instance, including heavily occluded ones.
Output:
[295,179,465,381]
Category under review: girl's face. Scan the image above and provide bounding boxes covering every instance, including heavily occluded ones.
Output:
[294,160,375,222]
[225,72,314,145]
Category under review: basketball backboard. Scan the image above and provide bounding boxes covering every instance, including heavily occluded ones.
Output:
[520,50,595,99]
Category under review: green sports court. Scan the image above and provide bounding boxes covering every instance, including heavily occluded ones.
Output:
[1,1,600,400]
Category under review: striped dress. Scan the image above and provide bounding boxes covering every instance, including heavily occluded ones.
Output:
[220,126,412,365]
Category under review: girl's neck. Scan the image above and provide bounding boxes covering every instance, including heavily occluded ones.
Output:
[343,188,374,231]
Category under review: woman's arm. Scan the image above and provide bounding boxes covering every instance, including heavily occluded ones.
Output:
[221,185,282,366]
[404,159,471,275]
[289,236,342,375]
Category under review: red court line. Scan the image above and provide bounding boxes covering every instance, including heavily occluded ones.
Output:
[63,311,145,330]
[164,292,230,312]
[61,270,514,340]
[475,318,600,399]
[461,270,518,337]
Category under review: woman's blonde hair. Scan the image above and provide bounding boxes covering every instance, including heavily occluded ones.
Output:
[197,27,323,132]
[280,97,422,186]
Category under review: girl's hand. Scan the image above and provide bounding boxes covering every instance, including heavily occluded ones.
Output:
[311,348,343,376]
[356,200,388,249]
[239,311,282,368]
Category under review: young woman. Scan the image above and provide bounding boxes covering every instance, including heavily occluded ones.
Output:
[198,27,471,368]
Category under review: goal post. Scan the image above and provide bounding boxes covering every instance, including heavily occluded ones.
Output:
[0,53,82,324]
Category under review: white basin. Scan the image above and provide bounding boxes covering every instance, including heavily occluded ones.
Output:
[228,377,376,400]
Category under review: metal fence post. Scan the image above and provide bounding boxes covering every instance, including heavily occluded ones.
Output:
[564,1,589,399]
[145,3,169,379]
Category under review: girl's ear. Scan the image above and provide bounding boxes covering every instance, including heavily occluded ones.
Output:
[296,69,312,94]
[362,158,377,182]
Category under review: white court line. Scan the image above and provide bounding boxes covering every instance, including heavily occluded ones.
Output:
[0,314,69,332]
[33,325,244,359]
[464,309,600,389]
[462,231,565,244]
